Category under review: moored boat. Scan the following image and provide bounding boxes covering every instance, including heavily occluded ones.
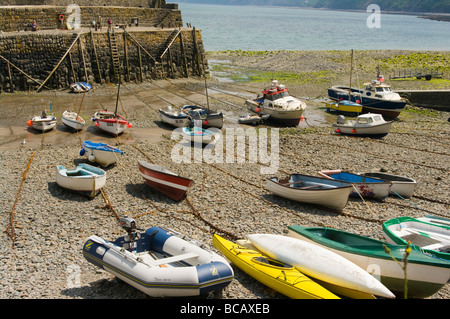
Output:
[92,111,132,136]
[382,216,450,261]
[70,82,91,93]
[359,172,417,198]
[80,141,123,167]
[212,234,340,299]
[332,113,393,138]
[318,169,392,200]
[266,174,352,210]
[28,110,57,132]
[246,233,395,299]
[238,113,270,125]
[138,160,194,201]
[182,126,219,145]
[288,225,450,298]
[181,105,224,129]
[55,163,106,198]
[62,110,85,131]
[83,221,234,297]
[325,99,363,116]
[328,77,407,120]
[245,80,307,127]
[158,105,190,128]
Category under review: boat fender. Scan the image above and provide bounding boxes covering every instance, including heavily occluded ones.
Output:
[80,149,86,156]
[27,120,33,127]
[88,155,95,162]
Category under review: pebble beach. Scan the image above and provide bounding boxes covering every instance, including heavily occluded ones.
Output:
[0,50,449,300]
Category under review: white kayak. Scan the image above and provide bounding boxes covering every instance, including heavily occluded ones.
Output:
[246,234,395,299]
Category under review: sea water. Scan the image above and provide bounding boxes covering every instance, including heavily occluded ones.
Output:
[178,3,450,51]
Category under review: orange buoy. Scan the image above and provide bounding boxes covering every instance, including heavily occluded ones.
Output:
[27,120,33,127]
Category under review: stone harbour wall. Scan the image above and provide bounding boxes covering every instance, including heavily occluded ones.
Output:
[0,6,182,32]
[0,28,207,92]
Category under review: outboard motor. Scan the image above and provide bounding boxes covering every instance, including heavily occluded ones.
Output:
[337,115,346,124]
[119,217,142,251]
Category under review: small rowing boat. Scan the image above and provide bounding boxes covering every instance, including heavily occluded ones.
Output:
[55,163,106,198]
[138,160,194,201]
[383,216,450,261]
[212,234,340,299]
[266,174,352,210]
[80,141,123,167]
[359,172,417,198]
[92,111,132,136]
[62,111,85,131]
[288,225,450,298]
[158,105,190,128]
[182,126,219,145]
[70,82,91,93]
[319,169,392,200]
[325,100,362,116]
[83,221,234,297]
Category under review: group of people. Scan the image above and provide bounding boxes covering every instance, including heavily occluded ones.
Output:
[30,17,113,32]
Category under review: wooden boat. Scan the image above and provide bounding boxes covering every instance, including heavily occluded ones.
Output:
[325,100,362,116]
[70,82,91,93]
[332,113,393,138]
[266,174,353,210]
[62,111,85,131]
[55,163,106,198]
[245,80,307,127]
[319,169,392,200]
[182,126,218,145]
[28,110,57,132]
[359,172,417,198]
[246,233,395,299]
[238,113,270,125]
[328,76,407,120]
[158,105,190,128]
[80,141,123,167]
[92,111,131,136]
[181,105,224,129]
[383,216,450,261]
[83,223,234,297]
[212,234,340,299]
[138,160,194,201]
[288,225,450,298]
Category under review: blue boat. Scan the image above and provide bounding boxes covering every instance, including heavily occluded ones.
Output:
[70,82,91,92]
[80,141,123,167]
[182,126,219,144]
[318,170,392,200]
[83,221,234,297]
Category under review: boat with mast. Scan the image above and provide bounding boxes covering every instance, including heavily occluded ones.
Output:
[62,90,86,131]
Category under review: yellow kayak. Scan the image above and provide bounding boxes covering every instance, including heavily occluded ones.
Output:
[212,234,340,299]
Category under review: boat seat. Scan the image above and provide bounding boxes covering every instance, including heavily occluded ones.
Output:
[147,252,199,266]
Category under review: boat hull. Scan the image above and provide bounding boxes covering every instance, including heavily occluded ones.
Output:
[83,227,234,297]
[81,141,123,167]
[332,121,393,138]
[62,111,85,131]
[158,108,190,128]
[182,127,218,144]
[319,170,392,200]
[138,160,193,201]
[212,234,340,299]
[246,234,395,299]
[360,172,417,198]
[181,105,224,129]
[70,82,91,92]
[328,86,406,119]
[288,225,450,299]
[55,163,106,198]
[93,111,130,136]
[246,99,305,126]
[31,116,56,132]
[267,174,352,210]
[383,217,450,261]
[325,100,362,116]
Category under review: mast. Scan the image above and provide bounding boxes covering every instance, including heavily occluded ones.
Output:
[349,49,353,100]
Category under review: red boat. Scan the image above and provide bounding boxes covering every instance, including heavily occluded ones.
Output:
[138,160,194,201]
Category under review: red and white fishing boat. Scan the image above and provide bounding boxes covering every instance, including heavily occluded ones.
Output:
[138,160,194,201]
[92,111,131,136]
[92,79,132,136]
[245,80,307,127]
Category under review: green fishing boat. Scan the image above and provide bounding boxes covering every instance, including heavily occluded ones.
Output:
[288,225,450,298]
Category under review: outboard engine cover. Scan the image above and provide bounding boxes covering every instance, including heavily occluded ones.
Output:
[337,115,346,124]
